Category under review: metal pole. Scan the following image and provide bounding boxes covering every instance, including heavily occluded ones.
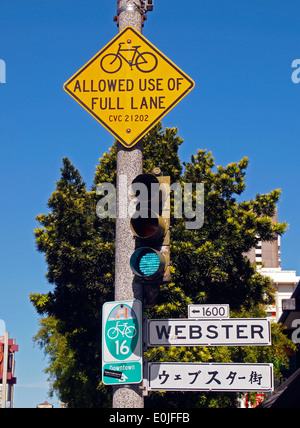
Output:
[113,0,144,409]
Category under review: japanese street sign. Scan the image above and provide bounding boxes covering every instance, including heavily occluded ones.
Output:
[148,363,274,392]
[147,318,271,347]
[188,304,230,319]
[64,26,195,148]
[102,300,142,385]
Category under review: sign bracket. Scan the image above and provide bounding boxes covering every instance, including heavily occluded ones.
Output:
[118,5,144,15]
[140,357,149,397]
[142,313,148,352]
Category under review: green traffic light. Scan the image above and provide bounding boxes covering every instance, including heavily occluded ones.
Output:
[130,247,165,279]
[138,252,160,276]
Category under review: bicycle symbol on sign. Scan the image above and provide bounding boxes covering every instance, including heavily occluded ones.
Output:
[100,42,158,74]
[107,321,137,340]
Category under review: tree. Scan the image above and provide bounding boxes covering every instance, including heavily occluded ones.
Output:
[32,158,114,407]
[31,123,295,408]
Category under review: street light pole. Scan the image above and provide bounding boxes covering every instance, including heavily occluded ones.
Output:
[117,0,144,33]
[113,0,146,409]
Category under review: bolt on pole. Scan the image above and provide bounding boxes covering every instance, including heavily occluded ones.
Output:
[113,0,145,409]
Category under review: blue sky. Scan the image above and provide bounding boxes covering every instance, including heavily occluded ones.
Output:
[0,0,300,408]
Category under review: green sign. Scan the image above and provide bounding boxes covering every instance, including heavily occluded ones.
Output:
[105,307,139,360]
[103,362,143,385]
[102,300,143,385]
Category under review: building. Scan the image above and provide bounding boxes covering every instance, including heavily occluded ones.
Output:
[262,281,300,407]
[262,368,300,408]
[262,268,299,321]
[0,332,18,408]
[277,281,300,377]
[37,401,54,409]
[247,211,300,407]
[246,211,300,321]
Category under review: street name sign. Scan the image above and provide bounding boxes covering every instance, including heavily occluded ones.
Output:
[148,362,274,392]
[102,300,142,385]
[147,318,271,347]
[64,26,195,148]
[188,304,230,319]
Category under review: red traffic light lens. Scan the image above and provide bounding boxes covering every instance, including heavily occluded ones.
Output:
[130,209,166,241]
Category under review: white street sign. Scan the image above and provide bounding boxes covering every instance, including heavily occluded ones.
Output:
[188,304,229,319]
[148,362,274,392]
[147,318,271,347]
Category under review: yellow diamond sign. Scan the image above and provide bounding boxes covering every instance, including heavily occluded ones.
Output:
[64,27,195,148]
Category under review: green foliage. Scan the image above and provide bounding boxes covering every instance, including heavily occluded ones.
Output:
[32,158,114,407]
[31,123,294,408]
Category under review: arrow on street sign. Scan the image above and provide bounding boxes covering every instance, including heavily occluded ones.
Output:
[188,304,230,319]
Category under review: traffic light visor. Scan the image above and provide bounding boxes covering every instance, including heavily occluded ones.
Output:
[132,174,160,202]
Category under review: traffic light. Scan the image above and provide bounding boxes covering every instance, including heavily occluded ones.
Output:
[130,169,170,296]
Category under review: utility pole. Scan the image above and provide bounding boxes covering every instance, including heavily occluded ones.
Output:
[113,0,146,409]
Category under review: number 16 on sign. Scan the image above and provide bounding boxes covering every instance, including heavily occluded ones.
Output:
[102,300,143,385]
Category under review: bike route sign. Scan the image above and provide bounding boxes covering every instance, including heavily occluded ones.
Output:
[64,26,194,148]
[102,300,143,385]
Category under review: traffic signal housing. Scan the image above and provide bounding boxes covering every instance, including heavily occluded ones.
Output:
[130,170,170,295]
